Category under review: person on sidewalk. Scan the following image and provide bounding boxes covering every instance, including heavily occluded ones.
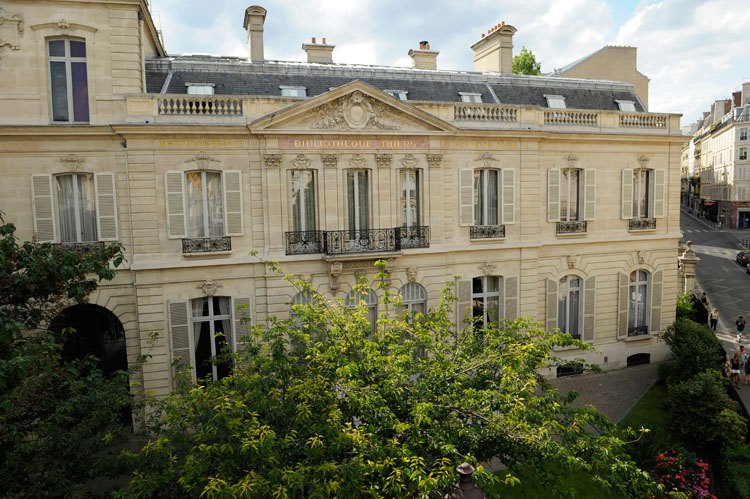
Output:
[709,308,719,332]
[737,315,747,343]
[732,351,742,389]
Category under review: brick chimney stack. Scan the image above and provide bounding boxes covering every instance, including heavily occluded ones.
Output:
[408,40,439,70]
[302,37,335,63]
[243,5,267,62]
[743,82,750,106]
[471,22,517,73]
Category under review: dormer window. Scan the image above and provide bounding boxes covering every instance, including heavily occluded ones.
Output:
[280,86,307,97]
[385,90,408,101]
[460,92,483,103]
[186,83,215,95]
[616,100,636,112]
[544,95,566,109]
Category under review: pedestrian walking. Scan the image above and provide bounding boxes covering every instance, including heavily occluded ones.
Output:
[741,346,748,384]
[737,315,746,343]
[701,292,709,308]
[726,355,733,378]
[732,351,742,389]
[709,307,719,332]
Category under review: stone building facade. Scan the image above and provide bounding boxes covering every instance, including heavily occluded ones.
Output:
[0,0,685,397]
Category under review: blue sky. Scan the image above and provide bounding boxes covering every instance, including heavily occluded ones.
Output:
[147,0,750,125]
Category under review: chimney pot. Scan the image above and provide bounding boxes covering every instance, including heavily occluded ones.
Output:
[408,43,439,70]
[481,33,485,38]
[471,22,517,73]
[312,36,316,43]
[302,38,335,63]
[244,5,267,62]
[322,37,326,44]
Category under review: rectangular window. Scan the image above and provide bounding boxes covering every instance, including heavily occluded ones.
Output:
[460,93,483,103]
[48,39,89,123]
[473,169,501,225]
[280,86,307,97]
[385,90,408,101]
[628,270,649,335]
[400,169,420,227]
[738,186,747,201]
[186,84,215,95]
[558,276,581,339]
[192,296,233,381]
[185,171,224,238]
[741,128,748,141]
[632,169,652,218]
[347,170,370,232]
[560,169,580,221]
[616,100,636,112]
[291,170,316,232]
[56,173,97,242]
[740,147,748,161]
[544,94,566,109]
[472,276,501,327]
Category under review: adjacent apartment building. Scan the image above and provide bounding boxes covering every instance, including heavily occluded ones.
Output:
[681,84,750,227]
[0,0,684,397]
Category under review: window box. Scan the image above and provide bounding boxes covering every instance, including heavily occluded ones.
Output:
[182,236,231,254]
[470,225,505,239]
[628,218,656,231]
[556,220,587,234]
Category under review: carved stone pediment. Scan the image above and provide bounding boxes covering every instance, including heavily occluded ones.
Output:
[305,91,401,131]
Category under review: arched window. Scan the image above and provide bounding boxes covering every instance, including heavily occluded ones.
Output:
[346,287,378,332]
[472,276,502,327]
[558,276,581,339]
[400,282,427,315]
[628,270,649,336]
[191,296,233,381]
[290,291,314,321]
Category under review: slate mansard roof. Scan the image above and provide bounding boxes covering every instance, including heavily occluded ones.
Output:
[145,56,647,112]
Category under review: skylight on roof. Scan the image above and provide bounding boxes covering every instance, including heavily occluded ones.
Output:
[385,90,408,101]
[616,100,636,112]
[459,92,482,103]
[280,86,306,97]
[186,83,215,95]
[544,94,566,109]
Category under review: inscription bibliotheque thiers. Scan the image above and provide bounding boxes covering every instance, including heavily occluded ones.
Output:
[278,139,429,149]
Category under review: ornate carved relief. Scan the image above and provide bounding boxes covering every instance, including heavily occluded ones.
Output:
[263,154,282,168]
[59,154,86,171]
[406,267,417,283]
[321,154,338,169]
[638,250,646,264]
[298,274,312,285]
[478,261,496,276]
[197,279,222,297]
[427,154,442,168]
[566,154,578,168]
[375,154,392,168]
[57,19,70,30]
[354,269,367,280]
[400,154,418,169]
[292,154,311,168]
[475,153,498,168]
[637,155,650,169]
[307,91,401,130]
[329,261,343,291]
[185,151,221,169]
[0,8,24,67]
[349,153,367,168]
[567,255,577,269]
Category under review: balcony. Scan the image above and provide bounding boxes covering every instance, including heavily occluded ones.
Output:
[55,241,105,254]
[285,226,430,256]
[628,325,649,337]
[556,220,587,234]
[469,225,505,239]
[182,237,232,254]
[628,218,656,231]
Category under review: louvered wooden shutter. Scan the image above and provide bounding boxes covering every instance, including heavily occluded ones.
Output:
[621,169,634,220]
[94,172,118,241]
[650,269,663,334]
[168,300,193,379]
[223,170,244,236]
[31,174,56,242]
[582,276,596,343]
[233,296,251,350]
[459,169,474,226]
[547,168,560,222]
[165,171,186,238]
[456,280,472,327]
[502,168,515,224]
[503,275,519,320]
[617,273,629,339]
[546,278,558,332]
[653,169,666,218]
[583,169,596,221]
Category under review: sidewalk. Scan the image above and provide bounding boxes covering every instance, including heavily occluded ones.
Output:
[681,205,750,247]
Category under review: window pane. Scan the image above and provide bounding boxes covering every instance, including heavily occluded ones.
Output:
[56,175,76,242]
[69,40,86,58]
[570,170,579,220]
[487,276,499,292]
[640,171,649,218]
[487,296,500,323]
[49,40,65,57]
[192,297,209,318]
[303,171,316,232]
[71,62,89,123]
[558,293,568,333]
[50,61,69,122]
[401,170,419,227]
[637,283,648,328]
[357,171,369,231]
[472,276,483,294]
[194,320,212,380]
[205,172,224,237]
[628,285,637,330]
[77,174,97,242]
[487,170,499,225]
[474,171,483,225]
[569,289,580,337]
[186,172,205,237]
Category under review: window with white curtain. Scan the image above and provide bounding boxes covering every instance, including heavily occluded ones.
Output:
[628,270,649,336]
[400,169,421,227]
[191,296,233,381]
[400,282,427,315]
[473,169,501,225]
[472,276,502,327]
[346,287,378,332]
[632,169,652,219]
[185,171,224,238]
[346,170,370,233]
[558,276,581,339]
[48,38,89,123]
[55,173,97,242]
[290,291,314,321]
[560,169,581,221]
[291,170,316,233]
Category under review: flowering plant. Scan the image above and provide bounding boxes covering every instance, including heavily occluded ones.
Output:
[653,448,715,499]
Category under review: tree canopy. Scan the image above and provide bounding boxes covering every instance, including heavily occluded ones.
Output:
[513,47,542,76]
[0,214,130,497]
[119,263,655,498]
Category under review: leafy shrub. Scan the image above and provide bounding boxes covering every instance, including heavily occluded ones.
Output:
[721,444,750,498]
[653,448,715,499]
[676,291,698,322]
[662,318,724,380]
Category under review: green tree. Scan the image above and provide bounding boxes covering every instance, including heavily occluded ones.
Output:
[0,214,130,497]
[513,47,542,75]
[119,264,656,498]
[662,318,724,379]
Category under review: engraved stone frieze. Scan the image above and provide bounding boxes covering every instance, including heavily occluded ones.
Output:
[375,154,392,168]
[308,91,401,130]
[263,154,282,168]
[426,154,442,168]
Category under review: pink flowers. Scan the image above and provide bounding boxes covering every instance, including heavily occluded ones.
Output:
[653,449,715,499]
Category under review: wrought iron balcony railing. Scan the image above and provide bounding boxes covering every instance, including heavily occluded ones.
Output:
[56,241,106,254]
[556,220,587,234]
[628,218,656,231]
[469,225,505,239]
[182,236,232,254]
[285,230,325,255]
[284,226,430,256]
